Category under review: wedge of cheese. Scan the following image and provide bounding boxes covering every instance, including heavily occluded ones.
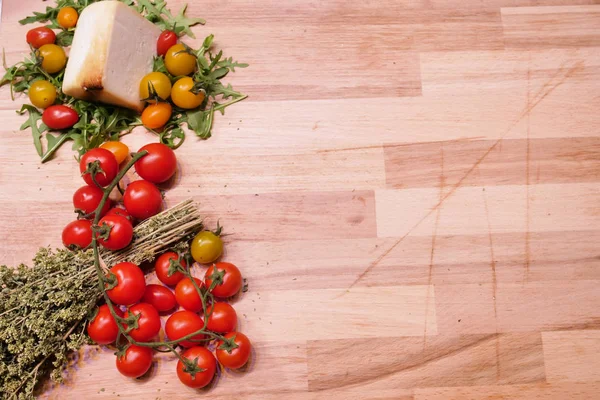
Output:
[62,1,160,112]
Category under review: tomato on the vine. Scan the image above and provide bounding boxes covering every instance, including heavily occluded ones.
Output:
[190,230,223,264]
[165,310,205,348]
[29,80,56,108]
[177,346,216,388]
[79,148,119,187]
[205,302,237,333]
[216,332,251,369]
[142,284,177,312]
[124,303,161,342]
[87,304,124,345]
[164,43,196,76]
[135,143,177,183]
[106,262,145,305]
[62,219,92,250]
[157,30,178,57]
[155,251,187,286]
[174,277,204,313]
[38,44,66,74]
[42,105,78,129]
[57,6,78,29]
[171,76,204,109]
[73,185,111,218]
[26,27,56,48]
[97,214,133,250]
[141,102,172,130]
[123,180,162,220]
[105,206,133,222]
[99,141,129,164]
[139,72,172,102]
[116,345,153,378]
[205,262,242,298]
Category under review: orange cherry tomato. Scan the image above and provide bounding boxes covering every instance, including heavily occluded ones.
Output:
[141,102,172,130]
[100,141,130,164]
[57,7,78,29]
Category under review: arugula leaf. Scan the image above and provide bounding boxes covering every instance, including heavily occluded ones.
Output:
[42,133,73,163]
[55,31,75,47]
[136,0,205,38]
[17,105,48,157]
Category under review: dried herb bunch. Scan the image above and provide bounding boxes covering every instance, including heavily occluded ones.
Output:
[0,198,203,399]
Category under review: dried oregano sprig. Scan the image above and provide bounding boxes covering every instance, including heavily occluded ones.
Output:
[0,195,204,399]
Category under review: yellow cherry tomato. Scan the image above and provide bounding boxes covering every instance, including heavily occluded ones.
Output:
[139,72,172,102]
[28,80,57,108]
[38,44,66,74]
[164,44,196,76]
[190,231,223,264]
[100,141,130,164]
[170,77,204,109]
[57,7,78,29]
[141,102,173,130]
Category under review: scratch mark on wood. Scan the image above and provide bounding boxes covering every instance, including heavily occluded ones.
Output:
[341,62,583,293]
[423,144,444,350]
[316,137,485,154]
[525,59,532,284]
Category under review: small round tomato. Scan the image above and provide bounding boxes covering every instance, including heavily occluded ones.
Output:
[171,76,204,109]
[157,30,178,57]
[139,72,172,102]
[135,143,177,183]
[123,180,162,220]
[106,262,145,305]
[142,284,177,312]
[79,148,118,187]
[141,102,172,130]
[105,206,132,222]
[164,43,196,76]
[87,304,124,345]
[28,80,56,108]
[190,231,223,264]
[99,141,129,164]
[26,27,56,48]
[174,277,204,313]
[57,6,78,29]
[216,332,251,369]
[97,215,133,251]
[165,310,205,348]
[73,185,111,219]
[205,262,242,298]
[177,346,216,389]
[62,219,92,250]
[116,345,153,378]
[42,105,78,130]
[205,302,237,333]
[38,44,66,74]
[155,251,187,287]
[124,303,161,342]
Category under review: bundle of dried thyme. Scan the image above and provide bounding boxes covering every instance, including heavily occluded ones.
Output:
[0,199,203,399]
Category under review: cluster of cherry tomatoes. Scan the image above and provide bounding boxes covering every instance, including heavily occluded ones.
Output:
[61,141,176,251]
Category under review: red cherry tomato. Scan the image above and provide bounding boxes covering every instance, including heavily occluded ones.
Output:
[123,180,163,220]
[205,302,237,333]
[142,284,177,312]
[116,345,153,378]
[96,215,133,251]
[216,332,252,369]
[157,30,178,57]
[72,185,111,218]
[105,206,133,222]
[61,219,92,250]
[124,303,161,342]
[106,262,145,306]
[205,262,243,298]
[177,346,216,388]
[26,27,56,48]
[135,143,177,183]
[174,277,205,313]
[155,252,187,287]
[42,105,78,130]
[79,148,119,187]
[87,304,124,345]
[165,310,205,348]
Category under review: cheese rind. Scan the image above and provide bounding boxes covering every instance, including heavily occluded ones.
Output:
[62,1,160,112]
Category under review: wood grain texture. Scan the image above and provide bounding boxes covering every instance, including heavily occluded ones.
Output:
[0,0,599,399]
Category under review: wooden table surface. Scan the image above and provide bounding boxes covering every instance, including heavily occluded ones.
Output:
[1,0,600,399]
